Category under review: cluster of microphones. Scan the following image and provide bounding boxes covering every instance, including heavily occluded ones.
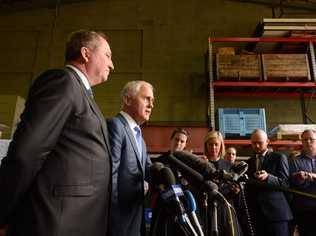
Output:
[149,151,249,236]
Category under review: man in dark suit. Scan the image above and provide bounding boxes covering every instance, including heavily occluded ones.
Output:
[0,30,114,236]
[244,129,293,236]
[107,81,154,236]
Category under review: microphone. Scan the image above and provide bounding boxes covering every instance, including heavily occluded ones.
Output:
[149,161,165,189]
[183,190,204,236]
[172,151,217,178]
[166,154,219,194]
[172,151,248,184]
[149,162,165,209]
[159,167,198,236]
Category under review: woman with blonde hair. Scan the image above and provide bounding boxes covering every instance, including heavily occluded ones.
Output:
[204,130,231,170]
[202,130,243,236]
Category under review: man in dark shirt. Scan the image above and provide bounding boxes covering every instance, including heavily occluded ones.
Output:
[289,129,316,236]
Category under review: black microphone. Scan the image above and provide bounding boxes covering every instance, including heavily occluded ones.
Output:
[183,190,204,236]
[149,161,165,189]
[166,154,219,194]
[172,151,247,184]
[159,167,198,235]
[173,151,217,178]
[159,167,187,224]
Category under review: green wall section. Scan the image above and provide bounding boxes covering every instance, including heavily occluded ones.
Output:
[0,0,315,137]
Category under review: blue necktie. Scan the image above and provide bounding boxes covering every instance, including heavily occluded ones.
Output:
[87,88,94,98]
[134,126,143,160]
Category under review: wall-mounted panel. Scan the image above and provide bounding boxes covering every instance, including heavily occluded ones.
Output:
[0,30,39,72]
[0,72,32,97]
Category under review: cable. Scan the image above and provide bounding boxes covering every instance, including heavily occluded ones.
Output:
[239,183,255,236]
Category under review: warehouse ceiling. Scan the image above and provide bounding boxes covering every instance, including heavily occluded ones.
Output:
[0,0,97,13]
[230,0,316,11]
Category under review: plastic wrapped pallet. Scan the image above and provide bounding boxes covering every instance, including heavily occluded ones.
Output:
[269,124,316,140]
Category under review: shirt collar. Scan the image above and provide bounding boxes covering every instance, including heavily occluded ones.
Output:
[66,65,91,90]
[120,111,139,131]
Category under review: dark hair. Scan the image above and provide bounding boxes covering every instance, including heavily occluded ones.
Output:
[170,128,190,140]
[65,30,109,62]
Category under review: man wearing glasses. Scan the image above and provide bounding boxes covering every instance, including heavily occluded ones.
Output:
[289,129,316,236]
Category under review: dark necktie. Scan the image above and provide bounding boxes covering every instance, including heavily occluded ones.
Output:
[256,154,263,171]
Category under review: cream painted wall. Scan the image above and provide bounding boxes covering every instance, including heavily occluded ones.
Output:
[0,0,315,137]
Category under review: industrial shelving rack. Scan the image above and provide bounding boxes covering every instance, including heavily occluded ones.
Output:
[208,36,316,150]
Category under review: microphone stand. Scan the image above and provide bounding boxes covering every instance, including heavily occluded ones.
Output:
[201,192,208,236]
[211,200,219,236]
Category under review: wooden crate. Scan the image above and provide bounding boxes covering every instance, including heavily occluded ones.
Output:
[217,47,235,55]
[216,54,262,81]
[262,54,311,81]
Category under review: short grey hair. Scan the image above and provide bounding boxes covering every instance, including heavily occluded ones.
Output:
[120,80,153,105]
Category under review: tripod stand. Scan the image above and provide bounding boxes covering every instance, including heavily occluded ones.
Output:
[200,181,240,236]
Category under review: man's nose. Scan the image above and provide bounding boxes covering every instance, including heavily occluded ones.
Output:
[109,60,114,71]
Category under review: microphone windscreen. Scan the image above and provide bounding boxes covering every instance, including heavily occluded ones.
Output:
[150,162,165,186]
[160,167,177,187]
[173,151,216,176]
[183,190,197,213]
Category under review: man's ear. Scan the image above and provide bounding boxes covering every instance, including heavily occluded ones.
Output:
[123,96,132,106]
[81,47,90,62]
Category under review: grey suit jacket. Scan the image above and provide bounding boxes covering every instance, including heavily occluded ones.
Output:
[107,114,151,236]
[0,68,112,236]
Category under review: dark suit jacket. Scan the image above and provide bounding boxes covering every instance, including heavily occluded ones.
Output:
[245,151,293,222]
[107,114,152,236]
[0,68,112,236]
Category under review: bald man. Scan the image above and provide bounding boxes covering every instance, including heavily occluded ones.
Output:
[243,129,292,236]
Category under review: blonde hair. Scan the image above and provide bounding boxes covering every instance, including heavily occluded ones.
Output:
[204,130,225,158]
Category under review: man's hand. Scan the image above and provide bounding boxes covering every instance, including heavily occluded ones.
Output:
[254,170,268,181]
[292,171,315,183]
[144,181,149,196]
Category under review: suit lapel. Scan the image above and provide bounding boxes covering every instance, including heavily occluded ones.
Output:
[117,114,144,172]
[64,67,110,151]
[247,156,257,175]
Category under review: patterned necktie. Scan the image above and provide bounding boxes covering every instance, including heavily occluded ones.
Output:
[256,154,262,171]
[134,126,143,159]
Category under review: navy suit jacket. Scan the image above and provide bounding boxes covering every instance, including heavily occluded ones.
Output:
[107,114,151,236]
[0,68,112,236]
[246,151,293,222]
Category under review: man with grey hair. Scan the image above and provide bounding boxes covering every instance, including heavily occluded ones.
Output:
[0,30,114,236]
[107,80,154,236]
[244,129,292,236]
[289,129,316,236]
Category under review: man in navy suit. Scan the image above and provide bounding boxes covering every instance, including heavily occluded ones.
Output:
[0,30,114,236]
[244,129,293,236]
[107,81,154,236]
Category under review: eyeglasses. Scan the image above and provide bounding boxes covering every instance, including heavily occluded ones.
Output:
[302,138,316,142]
